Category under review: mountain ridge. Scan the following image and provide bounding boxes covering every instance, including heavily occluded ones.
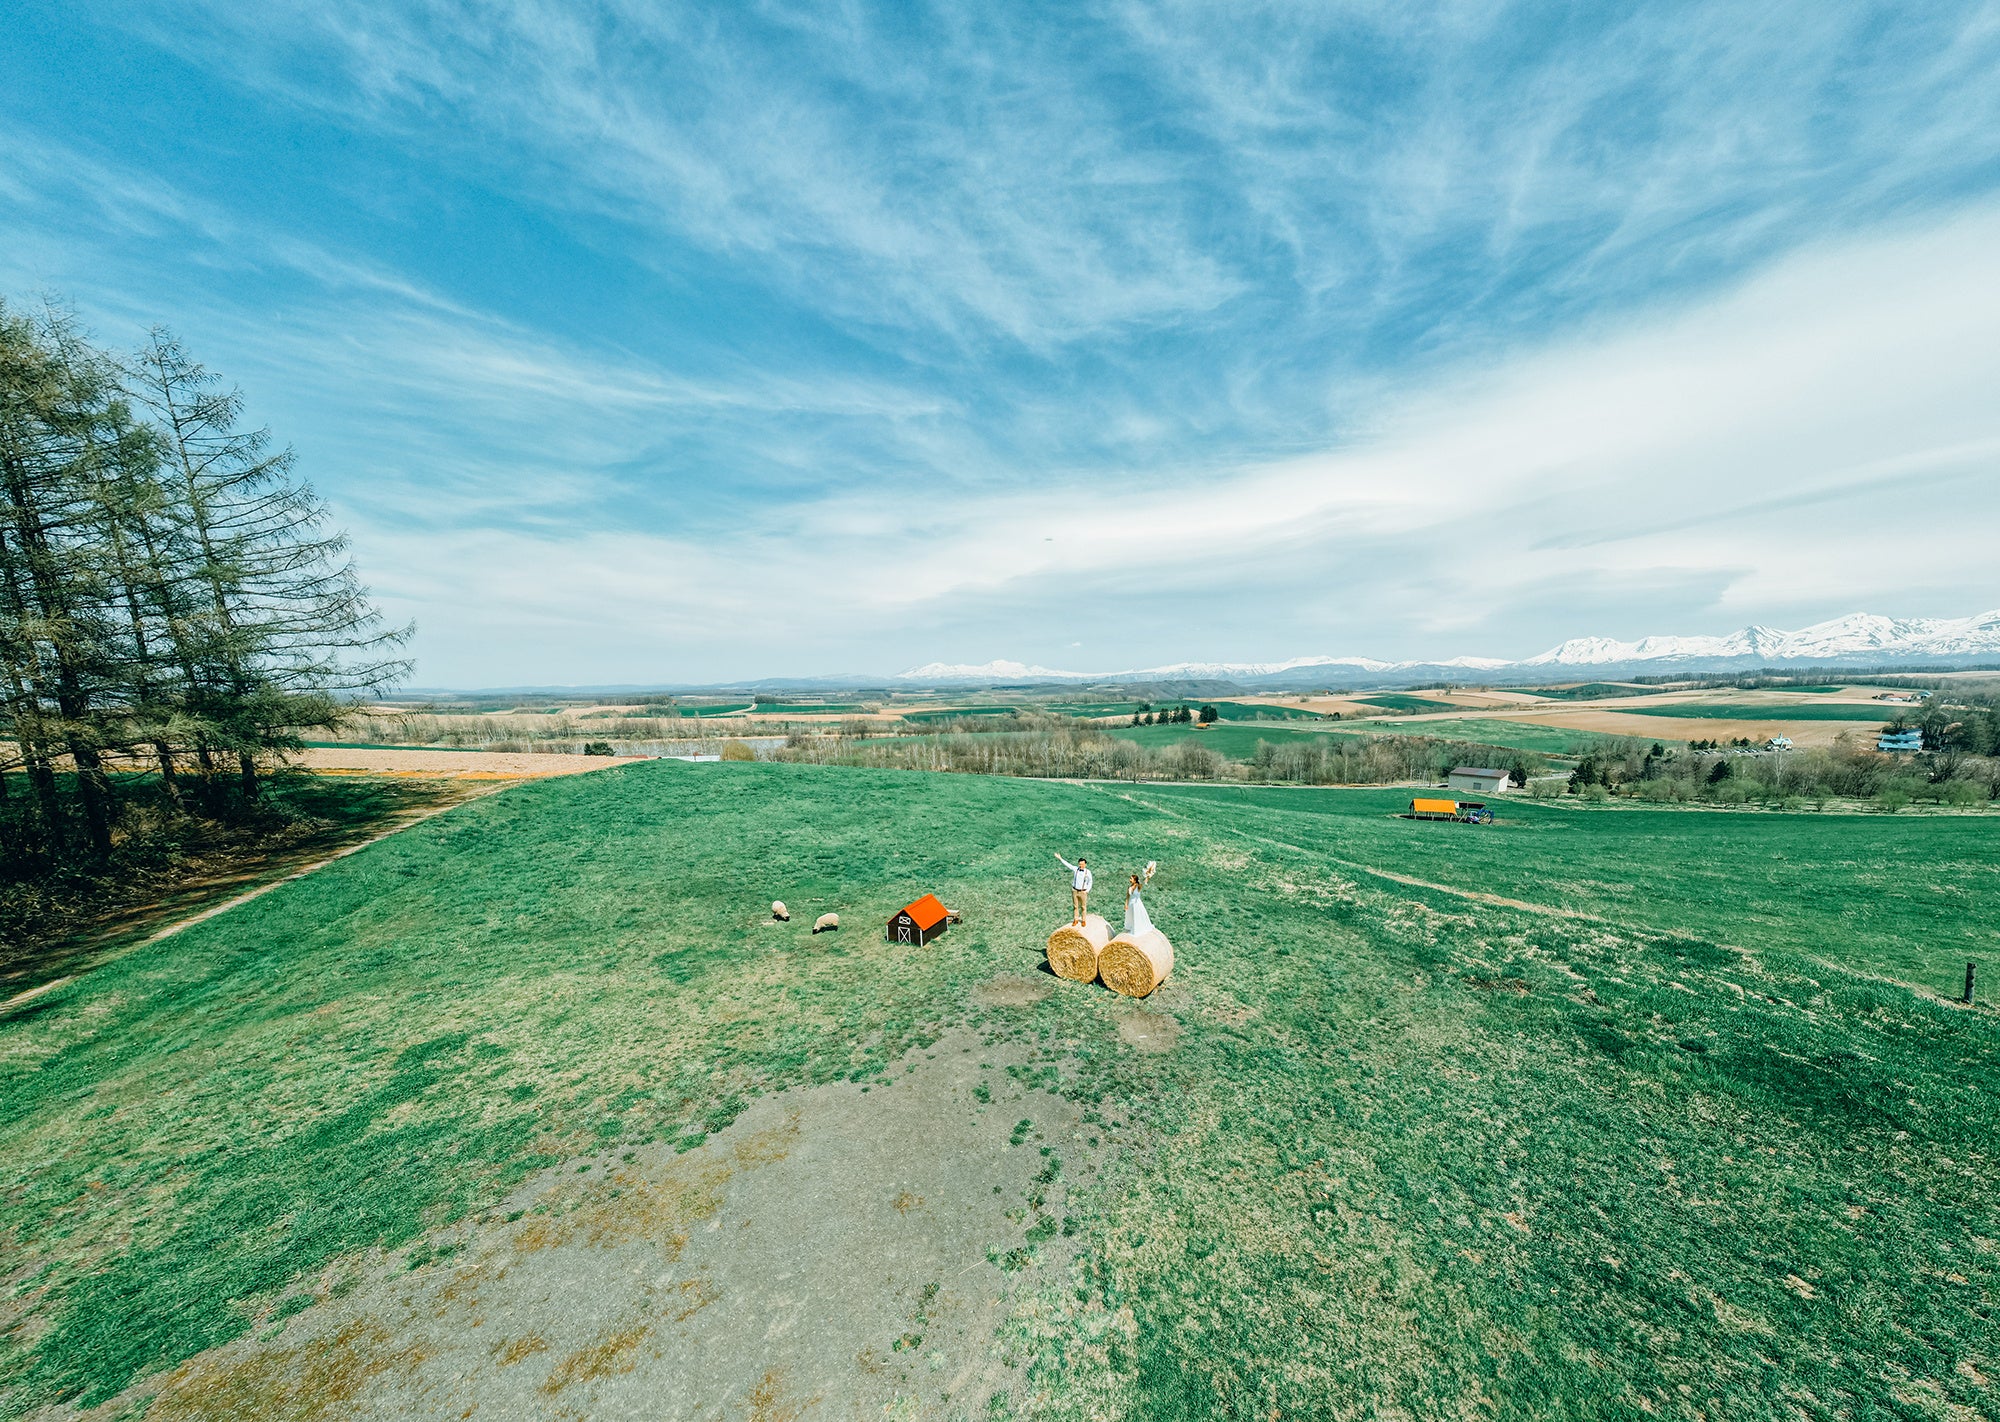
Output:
[895,608,2000,685]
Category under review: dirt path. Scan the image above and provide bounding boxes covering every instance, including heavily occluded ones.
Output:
[136,788,509,948]
[92,1029,1101,1422]
[1328,861,1592,919]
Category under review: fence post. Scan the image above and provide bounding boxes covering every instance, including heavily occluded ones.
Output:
[1965,962,1976,1006]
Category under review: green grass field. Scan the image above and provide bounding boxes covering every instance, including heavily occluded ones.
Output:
[1340,717,1635,754]
[1202,701,1329,722]
[1042,701,1327,723]
[900,706,1012,724]
[4,764,1995,1418]
[1355,692,1458,711]
[1621,702,1896,722]
[1107,718,1620,762]
[1104,722,1353,758]
[749,701,870,714]
[1519,682,1666,700]
[1140,784,2000,991]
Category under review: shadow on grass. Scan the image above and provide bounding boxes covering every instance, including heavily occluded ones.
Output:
[0,773,483,1003]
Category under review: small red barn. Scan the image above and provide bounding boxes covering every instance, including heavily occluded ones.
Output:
[887,894,950,946]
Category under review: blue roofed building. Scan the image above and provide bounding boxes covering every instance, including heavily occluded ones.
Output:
[1877,729,1923,753]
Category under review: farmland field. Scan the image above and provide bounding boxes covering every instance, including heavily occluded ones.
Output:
[1105,722,1390,760]
[1519,682,1667,700]
[1339,717,1634,754]
[1620,702,1896,722]
[900,706,1014,724]
[1354,692,1457,711]
[3,763,1995,1419]
[742,701,871,715]
[1141,784,2000,992]
[1199,701,1329,722]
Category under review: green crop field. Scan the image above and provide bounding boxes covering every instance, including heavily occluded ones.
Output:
[4,764,1995,1418]
[1355,692,1458,711]
[680,702,757,717]
[900,706,1016,724]
[1341,717,1634,754]
[1621,702,1896,722]
[1106,722,1355,759]
[1107,719,1607,762]
[1051,701,1326,723]
[1520,682,1666,700]
[1201,701,1328,722]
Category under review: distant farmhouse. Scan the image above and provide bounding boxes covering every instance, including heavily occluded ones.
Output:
[1877,729,1923,753]
[1447,766,1511,794]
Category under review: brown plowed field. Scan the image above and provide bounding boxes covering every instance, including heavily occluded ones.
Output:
[294,747,648,778]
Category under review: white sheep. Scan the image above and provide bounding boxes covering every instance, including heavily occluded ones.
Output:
[812,912,840,934]
[771,901,789,921]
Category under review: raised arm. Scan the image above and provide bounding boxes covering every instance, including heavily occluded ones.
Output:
[1054,852,1077,872]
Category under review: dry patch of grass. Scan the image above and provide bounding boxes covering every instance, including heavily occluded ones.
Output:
[538,1324,652,1396]
[149,1320,428,1422]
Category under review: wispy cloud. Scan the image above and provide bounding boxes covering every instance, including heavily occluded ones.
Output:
[10,1,2000,682]
[344,206,2000,681]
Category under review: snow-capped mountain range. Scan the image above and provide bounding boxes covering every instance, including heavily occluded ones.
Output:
[893,609,2000,687]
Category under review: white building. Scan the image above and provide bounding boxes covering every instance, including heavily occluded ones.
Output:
[1447,766,1511,794]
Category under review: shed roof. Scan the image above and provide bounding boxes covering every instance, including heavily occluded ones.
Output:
[897,894,949,930]
[1450,767,1508,778]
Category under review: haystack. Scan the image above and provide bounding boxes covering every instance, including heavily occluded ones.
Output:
[1099,929,1173,997]
[1045,913,1110,981]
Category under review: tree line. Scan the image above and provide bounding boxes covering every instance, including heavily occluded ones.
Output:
[775,717,1546,786]
[1563,730,1997,808]
[1,297,408,861]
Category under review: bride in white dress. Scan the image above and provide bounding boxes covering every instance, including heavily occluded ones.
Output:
[1123,862,1157,935]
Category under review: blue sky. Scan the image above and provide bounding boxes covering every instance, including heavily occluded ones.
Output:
[5,1,1999,685]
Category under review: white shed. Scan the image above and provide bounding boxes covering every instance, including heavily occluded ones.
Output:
[1447,766,1511,794]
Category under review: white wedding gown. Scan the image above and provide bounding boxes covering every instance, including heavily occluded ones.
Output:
[1124,887,1153,935]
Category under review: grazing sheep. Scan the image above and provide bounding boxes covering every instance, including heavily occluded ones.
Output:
[812,912,840,934]
[771,901,789,921]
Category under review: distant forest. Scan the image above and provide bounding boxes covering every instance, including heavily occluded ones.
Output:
[0,296,407,864]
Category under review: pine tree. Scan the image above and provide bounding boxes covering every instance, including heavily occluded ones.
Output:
[126,330,411,800]
[0,300,130,855]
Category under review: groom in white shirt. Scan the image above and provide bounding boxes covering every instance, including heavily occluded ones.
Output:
[1054,852,1092,925]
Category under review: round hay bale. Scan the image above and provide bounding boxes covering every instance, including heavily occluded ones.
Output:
[771,901,789,921]
[812,912,840,934]
[1045,913,1110,981]
[1099,929,1173,998]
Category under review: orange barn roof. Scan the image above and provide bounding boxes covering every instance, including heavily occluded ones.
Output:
[900,894,949,930]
